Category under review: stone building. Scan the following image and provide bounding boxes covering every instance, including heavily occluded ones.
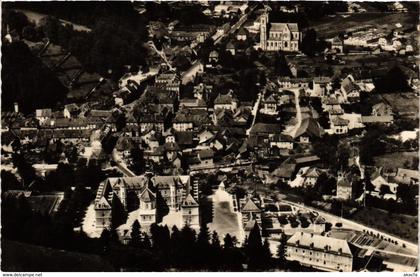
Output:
[259,11,301,51]
[286,232,353,272]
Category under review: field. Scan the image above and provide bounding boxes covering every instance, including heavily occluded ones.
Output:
[1,240,115,272]
[310,12,418,38]
[374,151,418,169]
[380,93,419,119]
[351,207,418,243]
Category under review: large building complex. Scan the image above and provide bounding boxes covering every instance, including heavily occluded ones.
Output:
[94,175,199,232]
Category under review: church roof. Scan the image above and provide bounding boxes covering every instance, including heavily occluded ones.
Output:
[270,22,299,32]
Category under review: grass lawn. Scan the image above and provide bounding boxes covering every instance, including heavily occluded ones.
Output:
[374,151,418,169]
[1,240,115,272]
[350,207,418,243]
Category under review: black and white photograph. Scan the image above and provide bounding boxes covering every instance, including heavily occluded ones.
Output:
[1,0,419,273]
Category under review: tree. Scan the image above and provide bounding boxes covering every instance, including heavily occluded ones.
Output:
[211,231,221,249]
[111,193,127,230]
[396,183,415,204]
[374,66,411,94]
[100,228,111,252]
[379,184,391,196]
[223,233,234,249]
[301,29,317,57]
[142,233,152,249]
[246,222,264,270]
[262,238,273,269]
[277,232,287,265]
[274,53,291,76]
[130,220,141,247]
[1,170,22,191]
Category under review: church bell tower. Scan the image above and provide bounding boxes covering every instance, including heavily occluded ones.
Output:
[260,12,268,50]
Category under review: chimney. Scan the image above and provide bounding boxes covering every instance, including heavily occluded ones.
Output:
[13,102,19,113]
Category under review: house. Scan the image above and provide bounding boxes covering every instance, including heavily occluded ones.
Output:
[189,149,214,170]
[35,108,52,124]
[193,83,212,100]
[370,169,399,198]
[269,134,294,150]
[155,73,180,89]
[138,114,164,134]
[341,75,360,102]
[232,107,252,127]
[226,41,236,55]
[371,103,393,117]
[330,37,344,53]
[261,94,278,115]
[331,117,350,135]
[269,161,296,184]
[259,11,301,51]
[208,50,219,63]
[278,77,310,89]
[175,131,194,148]
[173,109,211,132]
[214,91,239,112]
[63,103,80,118]
[286,232,353,272]
[236,27,248,41]
[336,175,352,200]
[179,98,207,110]
[301,167,322,187]
[287,117,324,143]
[311,77,332,97]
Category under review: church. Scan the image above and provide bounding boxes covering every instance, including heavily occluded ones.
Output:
[259,11,301,52]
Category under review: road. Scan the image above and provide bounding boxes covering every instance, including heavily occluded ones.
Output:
[111,149,136,177]
[214,4,258,45]
[280,198,418,254]
[281,86,302,138]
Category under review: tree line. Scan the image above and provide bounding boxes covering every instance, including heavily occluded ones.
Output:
[1,192,297,271]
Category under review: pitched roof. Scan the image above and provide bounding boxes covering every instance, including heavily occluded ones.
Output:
[361,116,393,123]
[237,27,249,36]
[272,162,296,178]
[287,232,352,257]
[242,198,261,212]
[140,187,156,202]
[293,118,323,139]
[214,92,237,105]
[337,176,351,188]
[250,123,282,135]
[199,149,214,159]
[182,194,199,207]
[270,23,299,33]
[332,117,350,126]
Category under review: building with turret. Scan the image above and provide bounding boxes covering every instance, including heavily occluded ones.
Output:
[94,175,198,232]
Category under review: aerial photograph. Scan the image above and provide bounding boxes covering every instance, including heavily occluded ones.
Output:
[1,0,419,273]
